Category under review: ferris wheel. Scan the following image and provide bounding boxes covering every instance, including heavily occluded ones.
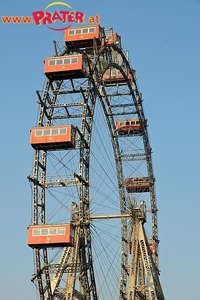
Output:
[27,25,165,300]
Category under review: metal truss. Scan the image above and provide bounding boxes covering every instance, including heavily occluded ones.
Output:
[28,27,164,300]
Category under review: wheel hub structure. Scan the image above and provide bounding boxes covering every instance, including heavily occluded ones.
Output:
[27,25,165,300]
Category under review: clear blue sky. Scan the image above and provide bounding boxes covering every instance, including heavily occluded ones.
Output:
[0,0,199,299]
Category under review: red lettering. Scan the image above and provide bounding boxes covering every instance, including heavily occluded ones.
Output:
[32,11,45,25]
[88,16,95,24]
[75,12,85,23]
[68,11,76,22]
[42,12,53,25]
[60,11,70,23]
[12,16,21,23]
[32,10,86,26]
[2,16,12,23]
[52,11,63,23]
[95,14,100,23]
[22,16,32,24]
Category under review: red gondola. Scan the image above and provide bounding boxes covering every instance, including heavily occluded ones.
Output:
[64,25,103,49]
[30,125,76,150]
[44,54,87,80]
[102,32,121,47]
[103,68,132,85]
[116,119,142,135]
[27,224,75,249]
[125,177,151,193]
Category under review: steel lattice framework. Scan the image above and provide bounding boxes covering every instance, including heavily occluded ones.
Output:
[28,26,165,300]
